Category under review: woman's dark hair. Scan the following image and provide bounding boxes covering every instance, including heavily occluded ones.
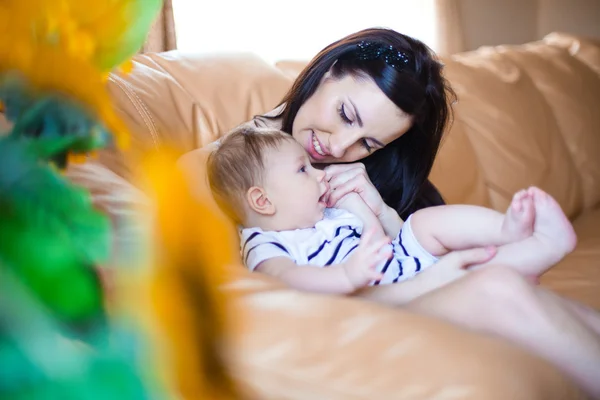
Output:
[273,28,454,220]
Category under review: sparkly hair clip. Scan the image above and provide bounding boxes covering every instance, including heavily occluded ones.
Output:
[354,41,410,71]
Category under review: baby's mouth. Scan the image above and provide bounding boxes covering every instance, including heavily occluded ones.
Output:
[318,191,328,204]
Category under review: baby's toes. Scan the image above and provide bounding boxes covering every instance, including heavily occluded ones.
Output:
[511,190,526,212]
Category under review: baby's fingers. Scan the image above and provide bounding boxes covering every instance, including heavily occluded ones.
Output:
[360,229,390,248]
[366,270,385,282]
[360,241,392,271]
[366,237,393,256]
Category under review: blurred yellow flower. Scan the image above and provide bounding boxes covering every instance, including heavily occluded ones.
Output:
[0,0,162,149]
[137,148,241,400]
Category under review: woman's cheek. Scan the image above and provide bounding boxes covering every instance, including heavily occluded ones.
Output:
[343,147,361,163]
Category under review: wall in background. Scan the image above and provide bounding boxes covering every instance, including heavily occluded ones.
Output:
[173,0,600,60]
[173,0,438,63]
[459,0,600,52]
[537,0,600,40]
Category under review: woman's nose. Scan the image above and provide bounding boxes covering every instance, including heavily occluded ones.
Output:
[329,131,356,159]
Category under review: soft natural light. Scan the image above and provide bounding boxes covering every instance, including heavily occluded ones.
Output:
[173,0,438,64]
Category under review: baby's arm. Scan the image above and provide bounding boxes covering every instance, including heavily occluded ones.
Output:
[257,258,366,294]
[376,205,404,239]
[255,229,390,294]
[335,193,388,241]
[336,193,404,240]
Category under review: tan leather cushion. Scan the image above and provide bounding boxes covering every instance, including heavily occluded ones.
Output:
[228,272,584,400]
[544,32,600,76]
[542,208,600,309]
[430,116,491,207]
[499,42,600,211]
[65,161,150,268]
[444,50,584,216]
[104,52,294,180]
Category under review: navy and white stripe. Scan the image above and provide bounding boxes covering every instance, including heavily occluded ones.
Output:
[240,209,438,285]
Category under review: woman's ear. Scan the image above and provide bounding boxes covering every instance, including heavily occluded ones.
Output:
[247,186,275,215]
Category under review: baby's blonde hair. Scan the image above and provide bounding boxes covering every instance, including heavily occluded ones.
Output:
[207,125,295,223]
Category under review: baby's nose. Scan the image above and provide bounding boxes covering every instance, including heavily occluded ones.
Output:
[315,168,326,182]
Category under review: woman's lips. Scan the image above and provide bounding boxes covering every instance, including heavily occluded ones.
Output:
[307,131,328,161]
[312,132,328,156]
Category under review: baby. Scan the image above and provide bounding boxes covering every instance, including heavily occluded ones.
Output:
[207,126,577,294]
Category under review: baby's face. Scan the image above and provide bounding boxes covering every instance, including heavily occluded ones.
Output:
[262,140,329,229]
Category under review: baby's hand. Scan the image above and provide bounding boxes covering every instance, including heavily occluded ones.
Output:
[342,228,391,290]
[335,192,373,218]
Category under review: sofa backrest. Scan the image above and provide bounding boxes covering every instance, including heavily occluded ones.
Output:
[105,33,600,216]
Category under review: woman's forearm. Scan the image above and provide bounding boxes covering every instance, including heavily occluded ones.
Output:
[354,261,466,306]
[354,274,435,305]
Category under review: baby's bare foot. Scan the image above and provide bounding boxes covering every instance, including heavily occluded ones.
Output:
[502,189,535,242]
[529,186,577,259]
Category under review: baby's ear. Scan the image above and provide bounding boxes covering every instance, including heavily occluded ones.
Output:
[247,186,275,215]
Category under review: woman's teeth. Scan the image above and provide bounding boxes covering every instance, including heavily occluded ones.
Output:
[312,133,327,156]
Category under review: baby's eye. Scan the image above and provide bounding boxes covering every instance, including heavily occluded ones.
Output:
[299,165,307,173]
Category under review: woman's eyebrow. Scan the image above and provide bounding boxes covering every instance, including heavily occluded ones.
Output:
[349,99,363,127]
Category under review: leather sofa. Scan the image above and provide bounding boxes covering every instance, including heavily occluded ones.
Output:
[67,32,600,399]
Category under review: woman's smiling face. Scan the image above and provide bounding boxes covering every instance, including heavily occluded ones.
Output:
[291,72,413,164]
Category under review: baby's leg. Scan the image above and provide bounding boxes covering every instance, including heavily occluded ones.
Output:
[410,190,534,257]
[473,187,577,276]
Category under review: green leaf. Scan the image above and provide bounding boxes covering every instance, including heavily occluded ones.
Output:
[0,137,110,324]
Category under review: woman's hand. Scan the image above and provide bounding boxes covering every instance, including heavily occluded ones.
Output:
[355,246,497,306]
[423,247,498,291]
[324,163,385,217]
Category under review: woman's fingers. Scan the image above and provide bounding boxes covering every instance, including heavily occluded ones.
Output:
[327,166,367,189]
[327,175,363,206]
[324,163,366,180]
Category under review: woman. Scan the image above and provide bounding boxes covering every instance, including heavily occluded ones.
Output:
[182,28,600,397]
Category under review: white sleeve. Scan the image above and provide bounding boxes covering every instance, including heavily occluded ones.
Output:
[397,214,439,265]
[240,230,294,271]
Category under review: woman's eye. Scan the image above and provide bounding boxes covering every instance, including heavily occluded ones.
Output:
[338,104,352,124]
[361,139,372,152]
